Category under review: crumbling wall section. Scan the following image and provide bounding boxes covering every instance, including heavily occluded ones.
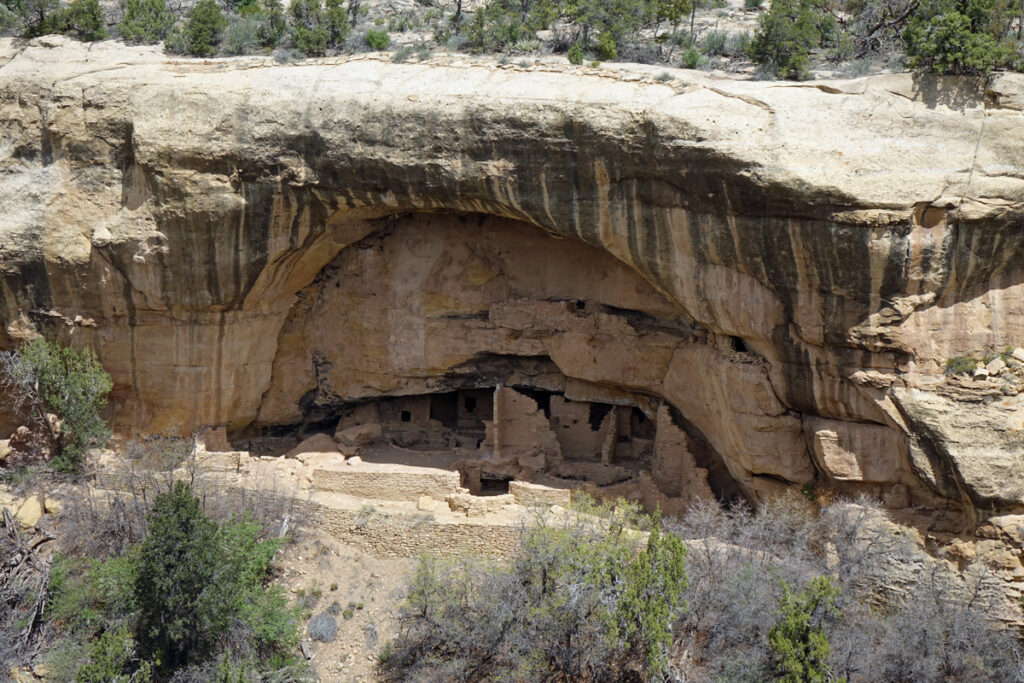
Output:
[492,386,562,476]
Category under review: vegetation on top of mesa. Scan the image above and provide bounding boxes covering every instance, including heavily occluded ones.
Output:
[3,0,1024,79]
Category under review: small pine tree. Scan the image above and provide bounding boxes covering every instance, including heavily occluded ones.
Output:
[904,0,1010,74]
[183,0,226,56]
[324,0,347,45]
[119,0,174,43]
[567,42,583,64]
[617,514,688,678]
[60,0,107,40]
[133,482,298,673]
[746,0,827,79]
[134,481,221,671]
[256,0,286,47]
[289,0,327,55]
[10,0,60,37]
[769,576,842,683]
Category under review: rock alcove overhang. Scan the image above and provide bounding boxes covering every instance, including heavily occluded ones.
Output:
[4,40,1024,519]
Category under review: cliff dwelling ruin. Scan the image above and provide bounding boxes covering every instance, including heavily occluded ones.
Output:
[231,213,741,513]
[4,40,1024,543]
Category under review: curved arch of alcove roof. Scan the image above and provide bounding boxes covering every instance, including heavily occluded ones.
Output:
[236,208,813,507]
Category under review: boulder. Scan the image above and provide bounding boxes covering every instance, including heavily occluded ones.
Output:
[892,388,1024,507]
[805,417,905,483]
[334,423,382,446]
[987,357,1007,376]
[15,495,42,528]
[285,433,339,458]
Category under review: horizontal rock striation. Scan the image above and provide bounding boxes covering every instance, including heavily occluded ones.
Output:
[3,37,1024,531]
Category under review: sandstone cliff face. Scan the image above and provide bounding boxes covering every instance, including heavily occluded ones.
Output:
[2,37,1024,529]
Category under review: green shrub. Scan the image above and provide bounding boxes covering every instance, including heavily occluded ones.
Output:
[945,356,979,376]
[365,27,389,49]
[257,0,287,47]
[746,0,827,79]
[381,498,687,681]
[567,42,583,64]
[44,552,144,680]
[904,0,1010,74]
[0,338,112,472]
[49,554,139,635]
[325,0,347,43]
[728,29,752,55]
[665,29,694,48]
[703,27,727,55]
[134,481,298,673]
[0,2,18,30]
[224,11,263,54]
[769,577,841,682]
[4,0,60,36]
[391,43,415,61]
[183,0,227,56]
[681,45,701,67]
[289,0,344,54]
[76,627,152,683]
[53,0,106,40]
[463,0,557,52]
[598,30,616,59]
[163,22,189,53]
[119,0,173,43]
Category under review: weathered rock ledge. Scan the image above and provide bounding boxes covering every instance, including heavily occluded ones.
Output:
[2,37,1024,547]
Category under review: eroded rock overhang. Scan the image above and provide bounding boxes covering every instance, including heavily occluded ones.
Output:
[3,38,1024,519]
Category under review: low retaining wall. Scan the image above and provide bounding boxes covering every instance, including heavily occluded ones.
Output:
[312,465,462,501]
[312,501,522,558]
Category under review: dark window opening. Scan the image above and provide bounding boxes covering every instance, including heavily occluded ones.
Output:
[464,396,477,413]
[588,403,613,430]
[429,392,458,427]
[479,477,511,496]
[400,410,411,423]
[575,299,586,310]
[730,336,748,353]
[514,387,552,419]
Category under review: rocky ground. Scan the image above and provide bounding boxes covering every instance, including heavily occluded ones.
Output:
[276,531,413,682]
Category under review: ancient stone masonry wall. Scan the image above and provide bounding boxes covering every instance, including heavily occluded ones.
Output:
[4,38,1024,536]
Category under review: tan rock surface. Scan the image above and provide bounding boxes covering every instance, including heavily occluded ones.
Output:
[892,388,1024,508]
[285,433,340,459]
[14,495,42,527]
[3,39,1024,524]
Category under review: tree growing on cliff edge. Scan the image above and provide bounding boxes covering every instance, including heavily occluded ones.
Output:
[119,0,174,43]
[904,0,1012,73]
[0,337,112,472]
[182,0,227,56]
[747,0,834,79]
